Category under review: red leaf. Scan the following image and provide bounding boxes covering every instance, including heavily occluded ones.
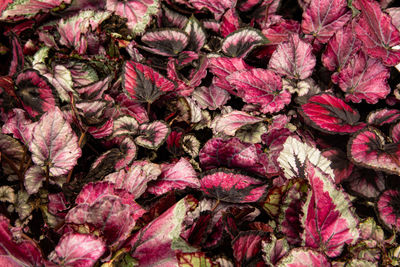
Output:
[268,34,316,80]
[301,0,351,43]
[353,0,400,66]
[276,248,329,266]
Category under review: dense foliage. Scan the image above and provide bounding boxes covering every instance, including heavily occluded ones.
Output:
[1,0,400,266]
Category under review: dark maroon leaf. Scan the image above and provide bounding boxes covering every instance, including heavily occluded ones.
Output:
[231,231,270,266]
[123,61,175,103]
[299,93,366,134]
[15,70,58,118]
[346,169,385,199]
[189,0,233,20]
[221,28,268,58]
[8,34,24,76]
[199,169,268,203]
[322,148,354,184]
[141,29,189,56]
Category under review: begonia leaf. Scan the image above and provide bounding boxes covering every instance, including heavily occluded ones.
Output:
[301,0,351,43]
[278,136,335,180]
[211,110,263,136]
[192,85,230,110]
[262,128,291,177]
[177,252,217,267]
[227,68,291,114]
[279,181,308,245]
[105,161,161,198]
[261,18,301,45]
[387,7,400,30]
[0,0,71,20]
[268,34,316,80]
[147,158,200,195]
[75,77,110,100]
[199,169,268,203]
[377,189,400,230]
[367,109,400,126]
[48,233,106,267]
[208,56,251,95]
[112,115,140,138]
[2,108,35,145]
[322,148,354,184]
[221,28,268,58]
[345,169,385,199]
[301,161,359,257]
[114,138,137,170]
[123,61,175,103]
[391,121,400,143]
[141,29,189,56]
[0,215,44,267]
[24,165,46,195]
[189,0,233,20]
[160,4,188,28]
[262,235,290,266]
[220,8,240,37]
[128,195,198,266]
[0,186,15,204]
[184,16,206,51]
[15,69,58,118]
[231,231,270,266]
[348,127,400,175]
[337,51,390,104]
[353,0,400,66]
[28,107,81,176]
[57,10,111,55]
[321,22,362,73]
[8,34,24,76]
[276,248,330,267]
[135,120,170,149]
[105,0,159,34]
[115,93,149,124]
[181,134,200,158]
[199,137,268,177]
[299,93,366,134]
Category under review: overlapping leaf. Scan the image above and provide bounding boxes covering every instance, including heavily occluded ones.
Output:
[199,169,268,203]
[227,69,291,114]
[353,0,400,66]
[221,28,268,58]
[123,61,175,103]
[301,161,359,257]
[0,0,71,20]
[135,120,170,149]
[28,107,81,176]
[377,189,400,230]
[301,0,351,43]
[211,110,263,136]
[141,29,189,56]
[268,34,316,80]
[299,93,366,134]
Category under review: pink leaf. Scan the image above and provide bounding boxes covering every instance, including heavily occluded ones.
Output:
[321,22,362,73]
[221,28,268,58]
[261,18,301,45]
[367,109,400,126]
[377,189,400,230]
[268,34,316,80]
[2,108,35,145]
[48,233,106,267]
[141,29,189,56]
[301,161,359,257]
[29,107,82,176]
[301,0,351,43]
[24,166,46,194]
[184,16,206,51]
[188,0,233,20]
[220,8,240,37]
[337,51,390,104]
[276,248,330,267]
[232,231,270,266]
[353,0,400,66]
[1,0,71,19]
[192,85,230,110]
[227,69,291,114]
[147,158,200,195]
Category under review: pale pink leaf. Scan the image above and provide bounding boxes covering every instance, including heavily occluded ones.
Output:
[28,107,82,176]
[269,34,316,80]
[211,110,263,136]
[276,248,330,267]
